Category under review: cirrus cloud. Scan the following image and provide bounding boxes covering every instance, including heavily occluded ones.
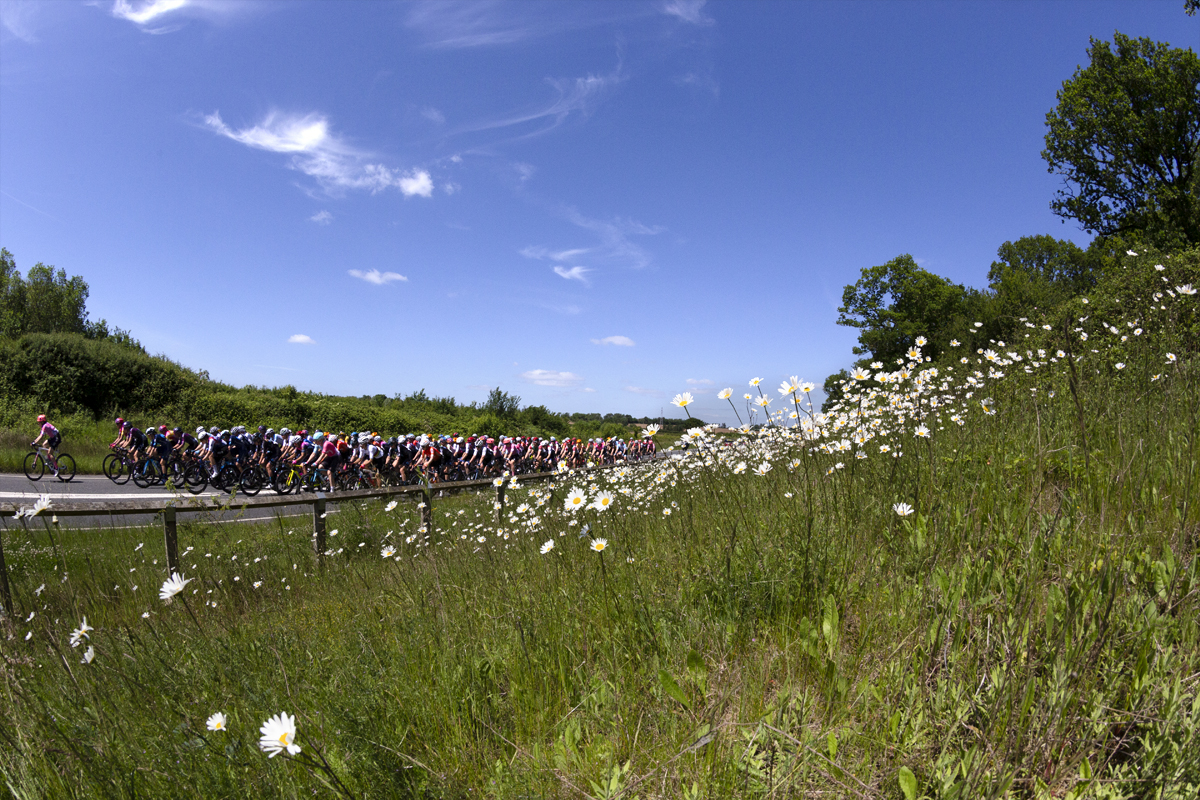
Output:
[592,335,634,346]
[521,369,584,388]
[348,269,408,285]
[288,334,316,345]
[203,110,435,197]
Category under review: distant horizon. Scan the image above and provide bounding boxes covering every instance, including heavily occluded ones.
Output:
[1,0,1191,426]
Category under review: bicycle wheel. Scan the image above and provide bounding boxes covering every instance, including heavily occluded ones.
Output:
[131,460,152,489]
[112,457,133,485]
[273,467,299,495]
[239,465,265,496]
[184,462,208,495]
[55,454,76,482]
[23,452,45,481]
[216,464,240,494]
[103,453,122,480]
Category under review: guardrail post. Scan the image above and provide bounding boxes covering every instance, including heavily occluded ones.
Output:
[313,493,326,560]
[494,476,508,523]
[420,476,433,533]
[162,505,178,575]
[0,526,12,617]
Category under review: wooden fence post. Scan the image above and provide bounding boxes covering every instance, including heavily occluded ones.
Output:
[162,505,178,575]
[0,526,12,617]
[494,477,507,523]
[313,494,327,559]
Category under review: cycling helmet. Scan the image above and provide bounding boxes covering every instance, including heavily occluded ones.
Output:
[166,431,177,441]
[313,432,325,442]
[280,428,291,436]
[198,431,209,441]
[266,428,275,436]
[173,427,183,435]
[258,425,267,433]
[330,434,339,443]
[456,437,464,444]
[196,426,205,435]
[209,426,220,436]
[37,414,46,423]
[115,417,124,425]
[220,429,230,437]
[374,435,382,443]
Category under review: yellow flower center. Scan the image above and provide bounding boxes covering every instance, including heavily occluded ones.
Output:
[279,733,290,745]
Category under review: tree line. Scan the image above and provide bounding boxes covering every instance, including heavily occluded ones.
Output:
[826,28,1199,405]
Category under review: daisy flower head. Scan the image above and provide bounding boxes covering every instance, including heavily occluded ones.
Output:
[81,646,95,664]
[540,539,555,555]
[671,392,695,409]
[915,336,928,346]
[259,712,300,758]
[381,545,396,558]
[717,387,732,400]
[590,538,609,552]
[1177,284,1196,296]
[1167,353,1177,363]
[159,572,192,603]
[893,502,915,517]
[914,424,930,438]
[980,398,996,416]
[69,617,94,648]
[799,381,816,393]
[753,461,772,476]
[385,500,398,512]
[643,424,661,438]
[564,487,587,511]
[207,712,227,732]
[31,494,52,516]
[592,491,615,511]
[749,377,762,386]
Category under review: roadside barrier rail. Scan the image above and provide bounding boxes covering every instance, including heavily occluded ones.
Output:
[0,459,659,616]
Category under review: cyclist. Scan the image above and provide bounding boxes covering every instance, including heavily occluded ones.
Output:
[30,415,62,473]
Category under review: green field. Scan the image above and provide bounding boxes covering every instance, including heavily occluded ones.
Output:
[2,263,1197,798]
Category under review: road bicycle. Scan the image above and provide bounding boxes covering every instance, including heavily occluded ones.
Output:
[24,444,77,482]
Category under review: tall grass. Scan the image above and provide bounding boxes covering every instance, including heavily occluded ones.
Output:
[1,262,1197,798]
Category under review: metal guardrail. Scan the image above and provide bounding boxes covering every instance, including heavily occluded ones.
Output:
[0,459,661,616]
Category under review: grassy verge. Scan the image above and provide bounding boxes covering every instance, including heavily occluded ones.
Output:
[2,286,1198,798]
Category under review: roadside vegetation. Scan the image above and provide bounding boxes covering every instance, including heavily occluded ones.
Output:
[2,248,1196,798]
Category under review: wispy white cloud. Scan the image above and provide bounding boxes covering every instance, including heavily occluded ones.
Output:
[111,0,188,26]
[203,110,435,197]
[454,65,624,142]
[288,334,316,345]
[676,71,720,97]
[582,387,597,393]
[309,210,333,225]
[406,1,637,49]
[421,107,446,124]
[564,208,663,269]
[686,378,714,391]
[521,369,584,388]
[1,0,39,43]
[663,0,714,26]
[624,386,663,397]
[592,335,635,347]
[521,246,589,262]
[553,266,590,283]
[348,269,408,285]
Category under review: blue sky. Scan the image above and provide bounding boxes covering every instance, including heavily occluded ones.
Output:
[0,0,1192,424]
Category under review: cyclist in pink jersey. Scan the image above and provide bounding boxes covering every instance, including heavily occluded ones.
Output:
[31,414,62,453]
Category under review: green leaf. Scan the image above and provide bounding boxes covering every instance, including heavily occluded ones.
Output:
[898,766,918,800]
[659,669,690,710]
[686,650,707,681]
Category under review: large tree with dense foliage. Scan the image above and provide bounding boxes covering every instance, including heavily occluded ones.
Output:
[835,254,974,366]
[1042,32,1200,247]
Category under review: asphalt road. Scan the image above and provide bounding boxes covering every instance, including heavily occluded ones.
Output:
[0,472,337,529]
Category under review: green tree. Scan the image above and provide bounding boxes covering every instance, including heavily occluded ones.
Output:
[1042,32,1200,247]
[836,254,973,365]
[484,387,522,418]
